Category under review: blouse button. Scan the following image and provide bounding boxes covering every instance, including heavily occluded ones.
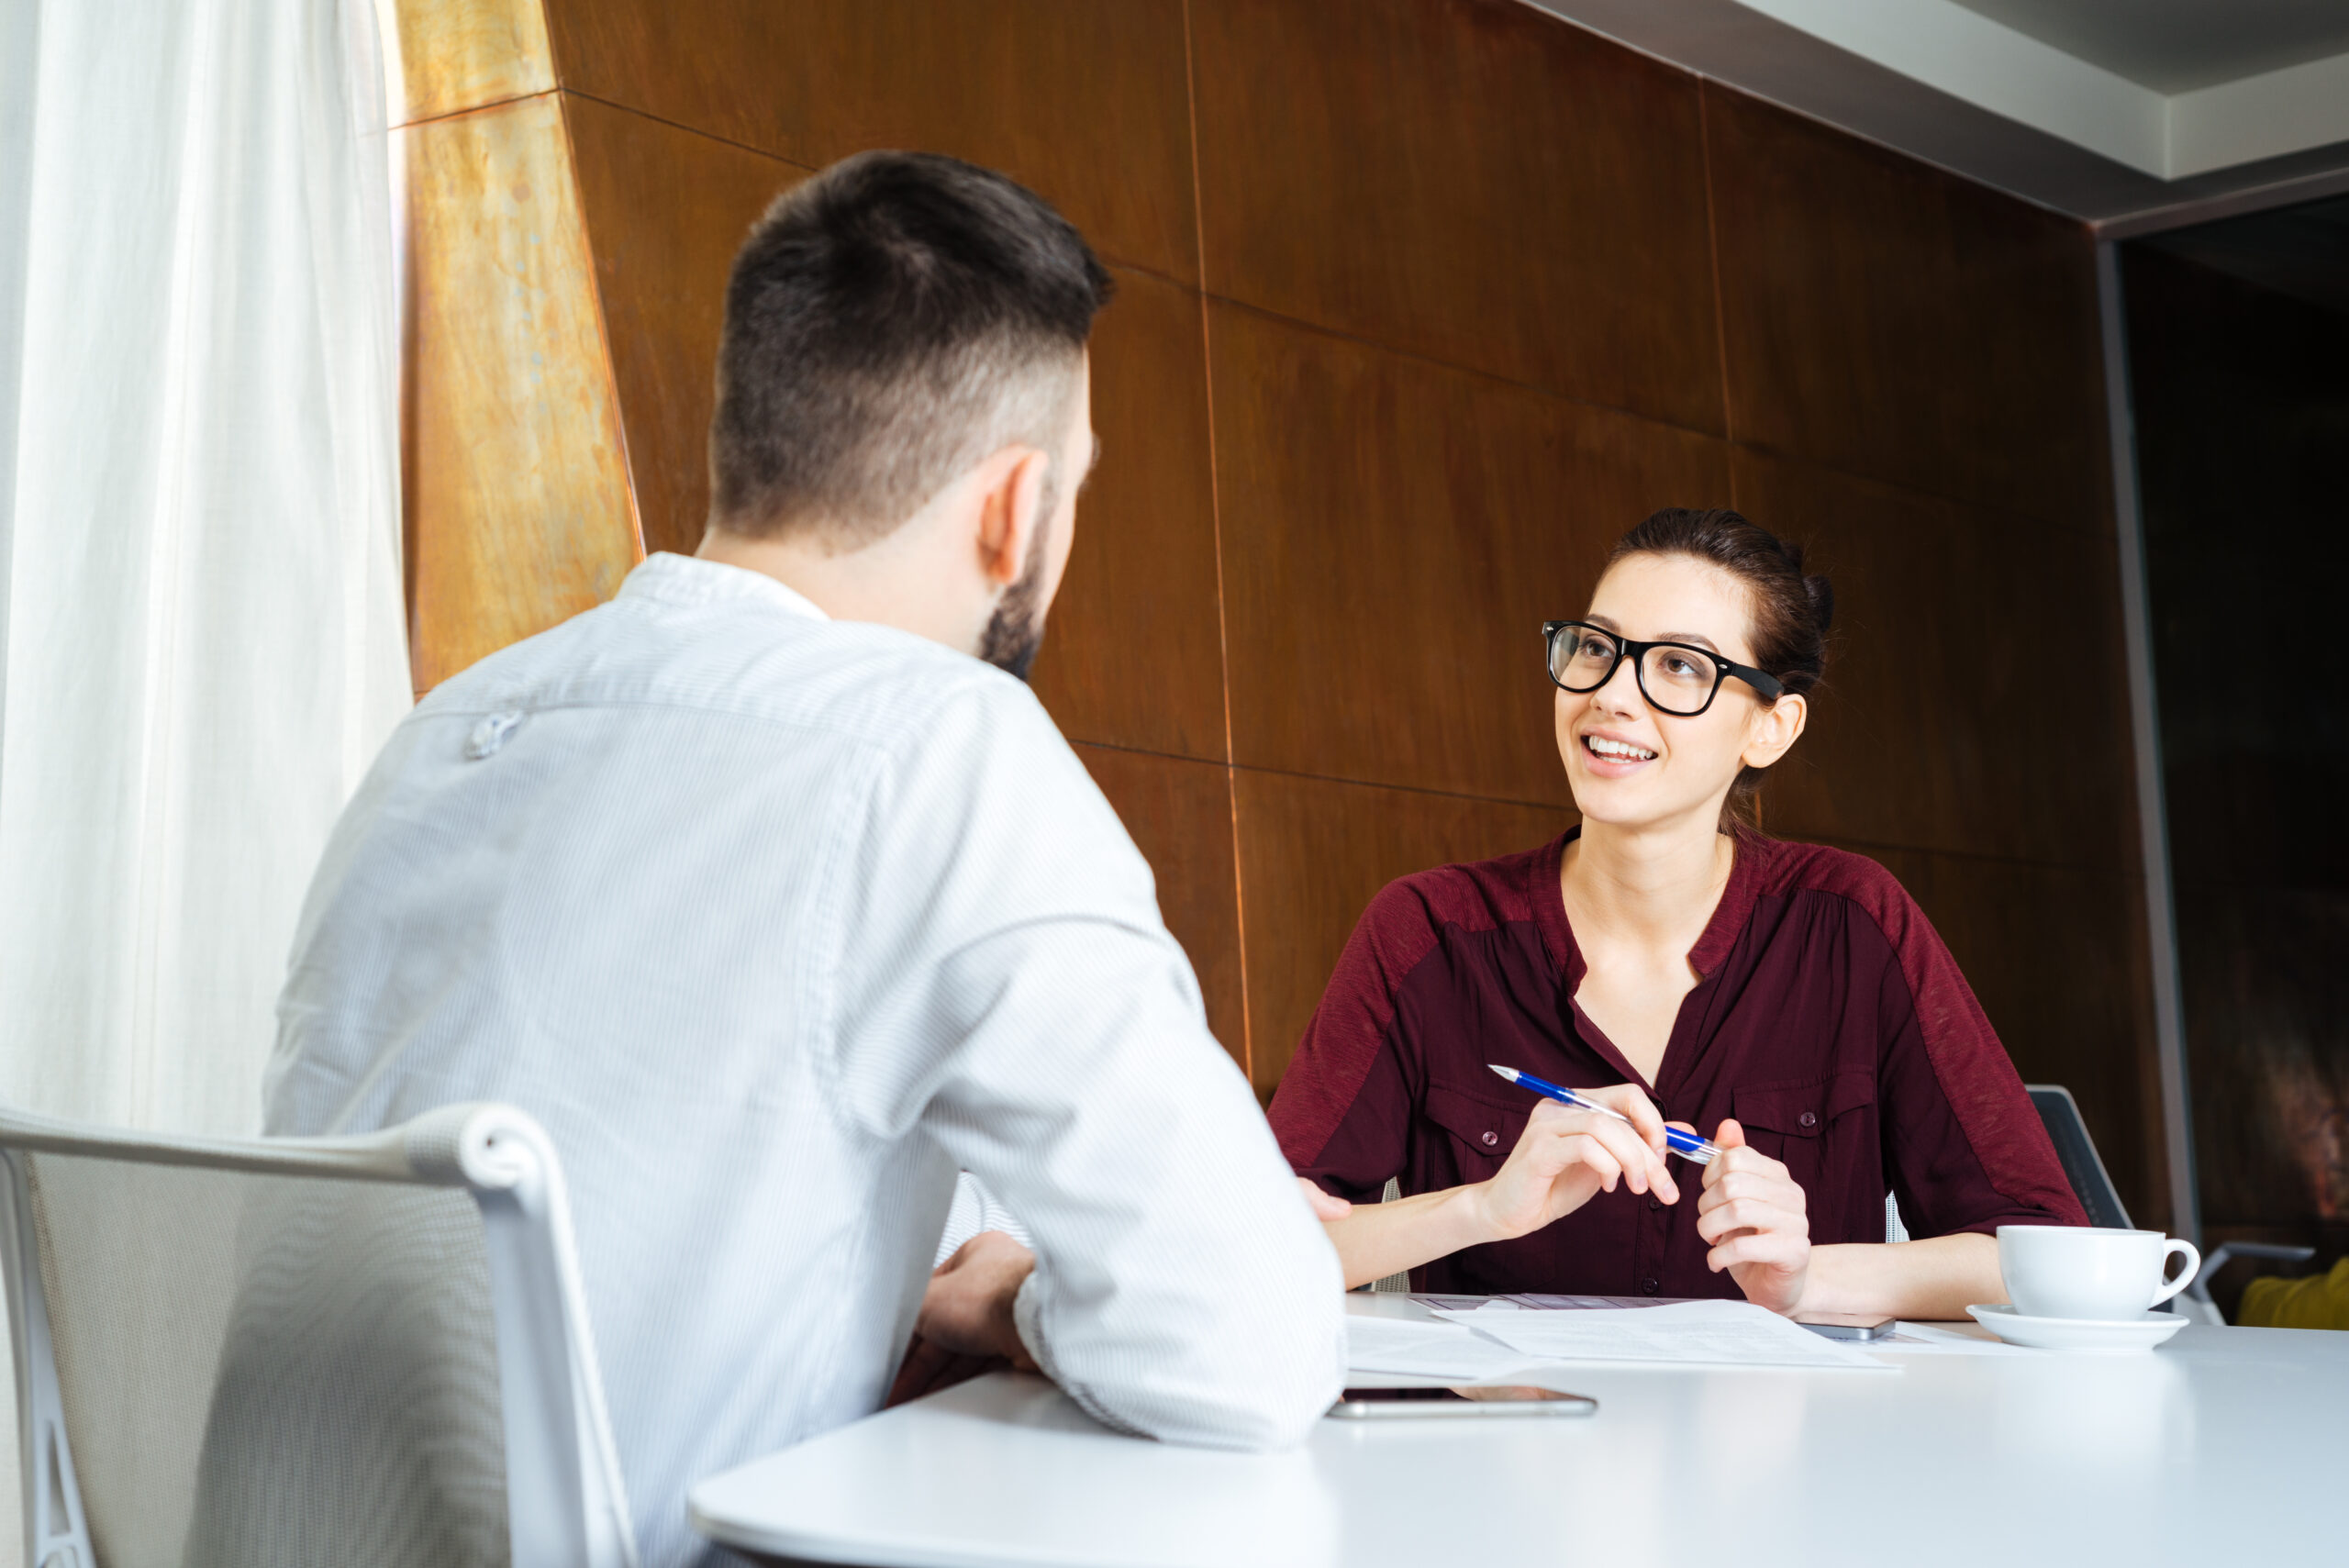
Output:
[1798,1110,1819,1129]
[1647,1195,1663,1212]
[1641,1277,1661,1296]
[1480,1130,1498,1148]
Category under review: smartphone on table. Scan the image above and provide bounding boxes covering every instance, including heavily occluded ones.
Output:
[1327,1385,1598,1420]
[1795,1313,1898,1341]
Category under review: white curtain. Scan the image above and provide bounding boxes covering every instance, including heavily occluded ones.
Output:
[0,0,410,1550]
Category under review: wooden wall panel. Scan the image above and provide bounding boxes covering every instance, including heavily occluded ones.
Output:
[389,0,555,125]
[1235,768,1569,1096]
[1856,844,2164,1230]
[541,0,1198,281]
[1211,302,1730,806]
[402,93,640,689]
[1030,273,1228,762]
[1733,449,2137,873]
[1074,745,1248,1073]
[565,95,792,560]
[1191,0,1722,433]
[1707,85,2108,535]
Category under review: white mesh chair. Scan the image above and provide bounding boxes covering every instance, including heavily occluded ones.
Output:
[1,1101,635,1568]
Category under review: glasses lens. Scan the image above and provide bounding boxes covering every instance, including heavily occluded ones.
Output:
[1551,626,1620,690]
[1639,643,1722,715]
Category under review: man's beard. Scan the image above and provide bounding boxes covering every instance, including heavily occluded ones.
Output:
[977,490,1055,683]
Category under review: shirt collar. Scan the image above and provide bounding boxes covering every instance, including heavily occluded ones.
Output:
[618,551,831,622]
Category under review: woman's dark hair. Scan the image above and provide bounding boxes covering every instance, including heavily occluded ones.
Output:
[1605,506,1834,830]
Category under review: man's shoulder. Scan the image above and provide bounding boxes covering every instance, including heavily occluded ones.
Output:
[416,590,1022,754]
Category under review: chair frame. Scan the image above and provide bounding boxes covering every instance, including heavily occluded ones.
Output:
[0,1102,637,1568]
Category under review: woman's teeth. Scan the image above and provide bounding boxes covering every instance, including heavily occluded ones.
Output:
[1585,736,1656,762]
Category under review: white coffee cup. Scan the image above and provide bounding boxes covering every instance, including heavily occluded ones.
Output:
[1998,1225,2201,1320]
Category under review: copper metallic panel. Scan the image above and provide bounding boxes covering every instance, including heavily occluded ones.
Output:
[1074,745,1247,1074]
[1706,84,2107,533]
[563,95,793,560]
[1237,768,1568,1098]
[541,0,1197,281]
[403,95,640,690]
[1212,303,1731,806]
[1191,0,1721,433]
[1031,272,1227,762]
[1854,844,2164,1232]
[1732,448,2136,873]
[389,0,555,126]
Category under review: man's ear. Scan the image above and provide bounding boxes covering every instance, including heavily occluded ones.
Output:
[1741,693,1808,772]
[974,444,1052,588]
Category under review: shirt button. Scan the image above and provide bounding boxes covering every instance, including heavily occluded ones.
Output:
[1647,1195,1663,1212]
[1798,1110,1819,1129]
[464,711,524,760]
[1641,1278,1661,1296]
[1480,1130,1498,1148]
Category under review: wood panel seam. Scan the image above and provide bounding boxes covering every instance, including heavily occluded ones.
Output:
[393,88,561,133]
[1698,83,1736,448]
[1181,0,1250,1080]
[558,94,647,563]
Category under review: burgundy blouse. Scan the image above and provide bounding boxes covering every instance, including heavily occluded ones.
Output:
[1268,830,2086,1298]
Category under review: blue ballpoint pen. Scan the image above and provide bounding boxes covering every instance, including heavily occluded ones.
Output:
[1487,1064,1720,1165]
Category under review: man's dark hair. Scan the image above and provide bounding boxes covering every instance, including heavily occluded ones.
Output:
[709,151,1113,546]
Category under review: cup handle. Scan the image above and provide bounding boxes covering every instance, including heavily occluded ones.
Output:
[2150,1238,2201,1307]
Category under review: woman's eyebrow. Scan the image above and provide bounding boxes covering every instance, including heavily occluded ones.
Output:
[1661,631,1722,651]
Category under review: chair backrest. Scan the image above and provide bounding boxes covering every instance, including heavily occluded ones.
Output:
[2025,1084,2132,1230]
[1,1102,635,1568]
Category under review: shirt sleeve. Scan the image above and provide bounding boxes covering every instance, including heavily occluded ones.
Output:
[934,1172,1032,1266]
[835,674,1346,1451]
[1855,879,2089,1237]
[1265,878,1442,1202]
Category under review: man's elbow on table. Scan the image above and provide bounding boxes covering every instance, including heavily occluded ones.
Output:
[1019,1251,1347,1451]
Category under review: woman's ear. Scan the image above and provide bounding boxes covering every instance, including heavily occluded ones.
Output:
[1741,692,1808,773]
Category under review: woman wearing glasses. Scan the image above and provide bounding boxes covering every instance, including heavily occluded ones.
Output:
[1270,508,2084,1317]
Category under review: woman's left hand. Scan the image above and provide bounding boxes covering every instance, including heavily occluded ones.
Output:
[1696,1118,1812,1315]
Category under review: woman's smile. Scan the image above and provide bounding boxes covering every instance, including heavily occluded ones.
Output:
[1578,728,1658,773]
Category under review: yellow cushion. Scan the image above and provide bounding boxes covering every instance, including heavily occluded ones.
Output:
[2238,1257,2349,1330]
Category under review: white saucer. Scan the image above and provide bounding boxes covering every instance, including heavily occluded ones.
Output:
[1966,1304,2188,1352]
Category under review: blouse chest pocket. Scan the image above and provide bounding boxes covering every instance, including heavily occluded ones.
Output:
[1731,1071,1878,1229]
[1421,1082,1532,1180]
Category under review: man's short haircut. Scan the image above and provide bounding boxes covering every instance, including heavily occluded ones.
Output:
[709,150,1113,546]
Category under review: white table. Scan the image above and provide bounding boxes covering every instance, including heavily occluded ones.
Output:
[691,1296,2348,1567]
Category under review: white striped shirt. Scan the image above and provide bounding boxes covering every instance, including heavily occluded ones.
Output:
[265,552,1346,1568]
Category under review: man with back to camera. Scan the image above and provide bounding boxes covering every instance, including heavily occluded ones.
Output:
[263,151,1346,1566]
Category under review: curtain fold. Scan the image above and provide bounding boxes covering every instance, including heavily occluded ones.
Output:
[0,0,409,1548]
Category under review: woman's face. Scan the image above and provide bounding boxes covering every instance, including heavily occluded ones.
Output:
[1553,552,1807,834]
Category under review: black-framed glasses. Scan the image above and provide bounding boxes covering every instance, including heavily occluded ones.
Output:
[1542,620,1783,717]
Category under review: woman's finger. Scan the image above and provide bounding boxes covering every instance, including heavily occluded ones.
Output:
[1696,1195,1799,1244]
[1584,1083,1671,1153]
[1708,1229,1809,1274]
[1562,1132,1626,1195]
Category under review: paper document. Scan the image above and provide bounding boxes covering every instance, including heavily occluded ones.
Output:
[1431,1298,1890,1371]
[1344,1315,1537,1379]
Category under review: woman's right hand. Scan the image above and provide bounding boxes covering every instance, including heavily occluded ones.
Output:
[1472,1084,1681,1240]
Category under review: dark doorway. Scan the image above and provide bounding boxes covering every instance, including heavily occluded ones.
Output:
[2121,193,2349,1314]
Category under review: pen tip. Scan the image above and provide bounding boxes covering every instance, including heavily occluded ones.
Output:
[1486,1064,1517,1082]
